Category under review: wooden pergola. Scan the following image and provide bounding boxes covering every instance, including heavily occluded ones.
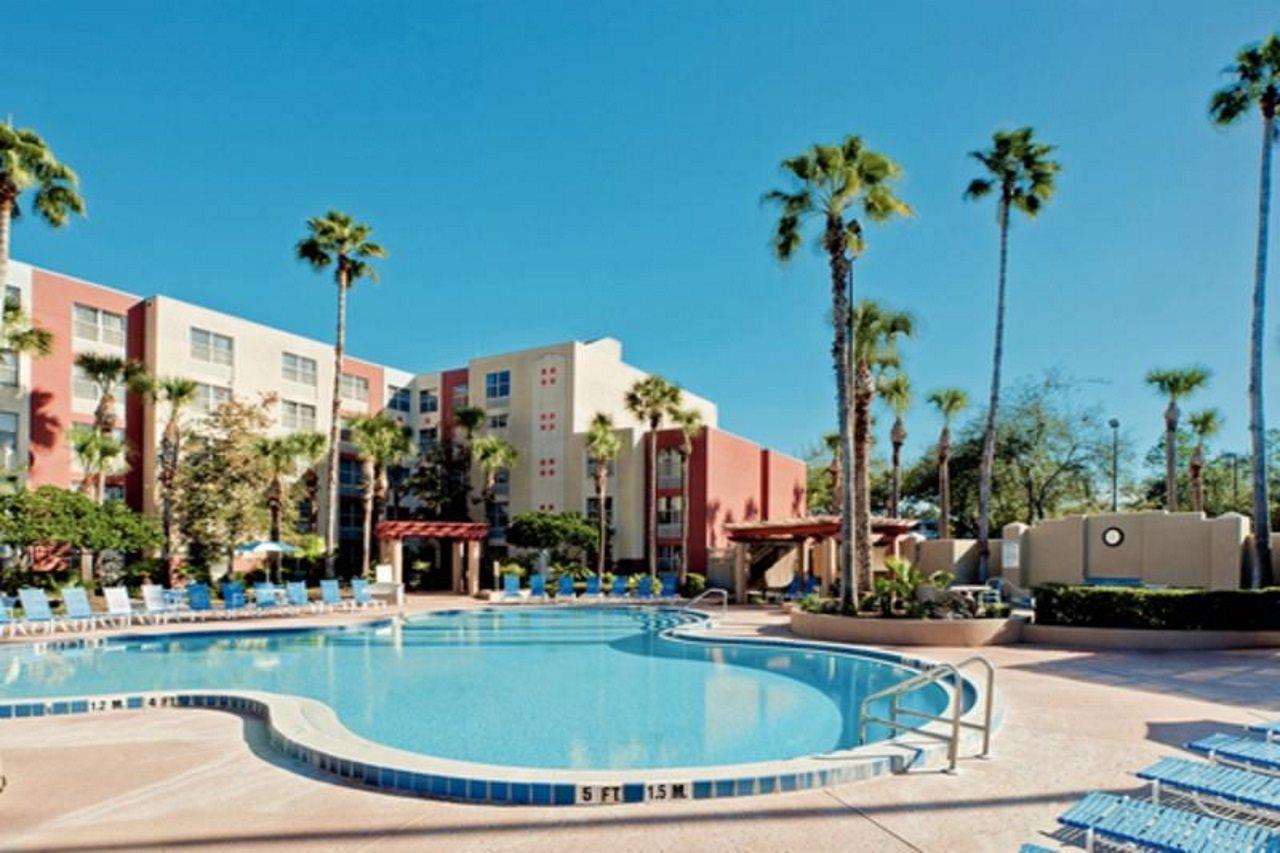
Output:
[375,520,489,595]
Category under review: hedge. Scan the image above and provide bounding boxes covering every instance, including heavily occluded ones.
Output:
[1034,584,1280,631]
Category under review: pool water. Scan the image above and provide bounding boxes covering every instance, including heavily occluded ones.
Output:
[0,607,949,770]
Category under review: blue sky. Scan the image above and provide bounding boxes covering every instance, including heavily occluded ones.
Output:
[7,1,1278,466]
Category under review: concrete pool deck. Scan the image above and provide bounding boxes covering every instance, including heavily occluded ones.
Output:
[1,594,1277,851]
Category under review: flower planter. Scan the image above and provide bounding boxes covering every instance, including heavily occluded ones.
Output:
[790,610,1023,647]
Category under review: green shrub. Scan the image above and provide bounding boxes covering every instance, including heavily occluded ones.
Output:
[682,573,707,597]
[1034,584,1280,630]
[499,563,527,578]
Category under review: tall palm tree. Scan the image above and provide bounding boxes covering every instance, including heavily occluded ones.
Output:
[879,372,910,519]
[1,294,52,357]
[927,389,969,539]
[74,353,148,437]
[295,210,387,577]
[1210,33,1280,587]
[670,407,703,583]
[451,405,486,518]
[472,435,518,587]
[69,424,125,505]
[821,431,843,514]
[624,375,682,577]
[850,301,913,592]
[1145,366,1211,511]
[0,123,85,302]
[293,432,328,534]
[585,412,622,576]
[349,415,414,577]
[152,377,197,576]
[766,136,911,607]
[964,127,1060,580]
[255,433,309,581]
[1187,409,1222,515]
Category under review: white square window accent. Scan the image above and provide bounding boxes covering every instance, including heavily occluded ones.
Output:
[282,352,317,386]
[190,327,234,366]
[73,305,126,347]
[193,383,231,414]
[281,400,317,431]
[0,350,17,387]
[340,373,369,403]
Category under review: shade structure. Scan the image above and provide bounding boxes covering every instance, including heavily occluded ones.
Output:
[236,540,299,555]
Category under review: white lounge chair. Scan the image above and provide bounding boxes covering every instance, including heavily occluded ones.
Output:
[103,586,136,628]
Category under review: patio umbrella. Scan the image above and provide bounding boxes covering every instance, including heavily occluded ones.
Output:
[236,540,299,555]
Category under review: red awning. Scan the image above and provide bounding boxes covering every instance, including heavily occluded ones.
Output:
[375,520,490,541]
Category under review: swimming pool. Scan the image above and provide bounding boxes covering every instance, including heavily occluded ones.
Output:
[0,607,970,802]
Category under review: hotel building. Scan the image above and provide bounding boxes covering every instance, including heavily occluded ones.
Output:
[4,260,806,577]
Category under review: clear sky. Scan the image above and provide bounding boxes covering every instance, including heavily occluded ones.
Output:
[7,1,1278,466]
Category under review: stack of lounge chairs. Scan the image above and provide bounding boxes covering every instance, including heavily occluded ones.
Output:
[497,572,683,605]
[0,578,387,637]
[1026,720,1280,851]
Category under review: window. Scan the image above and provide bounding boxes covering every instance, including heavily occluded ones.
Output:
[73,305,125,347]
[4,286,19,308]
[494,468,510,497]
[657,449,683,486]
[104,483,126,503]
[417,427,437,454]
[451,383,469,409]
[587,456,615,479]
[282,352,317,386]
[658,544,683,572]
[487,502,509,539]
[190,327,234,366]
[586,496,614,526]
[339,457,363,490]
[387,385,411,413]
[0,350,17,387]
[193,383,231,414]
[0,411,17,466]
[281,400,317,431]
[339,498,362,533]
[419,390,439,414]
[340,373,369,402]
[657,495,684,527]
[487,413,508,430]
[72,365,98,401]
[485,370,510,401]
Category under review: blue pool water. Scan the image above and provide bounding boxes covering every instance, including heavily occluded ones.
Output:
[0,607,949,770]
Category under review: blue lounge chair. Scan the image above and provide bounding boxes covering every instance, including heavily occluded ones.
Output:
[285,581,314,613]
[254,582,283,612]
[1138,756,1280,816]
[610,576,627,598]
[556,575,575,600]
[18,588,60,634]
[0,595,15,638]
[583,576,602,598]
[61,586,101,630]
[636,579,654,601]
[319,579,352,612]
[1189,732,1280,773]
[502,574,521,600]
[187,583,213,618]
[352,578,384,609]
[1057,791,1280,852]
[1250,721,1280,743]
[659,573,679,601]
[221,581,248,616]
[529,574,547,600]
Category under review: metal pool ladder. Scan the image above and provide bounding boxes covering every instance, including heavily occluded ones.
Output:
[856,655,996,773]
[680,588,728,622]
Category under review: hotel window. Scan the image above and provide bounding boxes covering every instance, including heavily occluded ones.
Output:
[451,383,469,409]
[485,370,510,402]
[0,350,17,387]
[494,468,510,497]
[339,457,362,490]
[190,327,234,366]
[586,456,616,479]
[487,503,509,538]
[487,413,508,430]
[339,499,363,532]
[387,385,411,413]
[657,495,684,527]
[282,352,317,386]
[73,305,126,347]
[72,365,98,401]
[104,483,126,503]
[4,286,20,308]
[340,373,369,403]
[657,448,683,486]
[419,390,439,414]
[281,400,317,432]
[658,544,683,572]
[417,427,438,454]
[586,496,614,526]
[0,411,17,465]
[193,383,231,414]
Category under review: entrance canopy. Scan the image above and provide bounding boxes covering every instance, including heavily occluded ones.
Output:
[374,520,490,595]
[375,520,489,541]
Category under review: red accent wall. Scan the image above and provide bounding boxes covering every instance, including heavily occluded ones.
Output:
[762,449,807,519]
[438,367,468,442]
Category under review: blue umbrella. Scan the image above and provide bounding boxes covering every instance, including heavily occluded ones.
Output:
[236,540,299,555]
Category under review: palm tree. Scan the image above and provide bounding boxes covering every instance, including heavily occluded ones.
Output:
[624,375,683,577]
[74,353,148,437]
[0,123,85,305]
[69,424,125,505]
[454,406,486,441]
[670,407,704,584]
[293,432,328,534]
[1,294,52,357]
[349,415,413,577]
[1187,409,1222,515]
[821,431,843,514]
[879,373,910,519]
[585,412,622,576]
[472,435,517,587]
[1145,366,1211,511]
[152,377,197,576]
[766,136,912,607]
[295,210,387,577]
[964,127,1060,580]
[1210,33,1280,587]
[927,389,969,539]
[255,434,306,582]
[451,405,486,518]
[850,301,913,592]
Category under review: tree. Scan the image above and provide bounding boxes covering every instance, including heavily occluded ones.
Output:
[74,353,148,437]
[670,407,703,583]
[766,136,911,607]
[1,292,51,358]
[879,372,910,519]
[1145,366,1211,511]
[292,431,327,533]
[295,210,387,577]
[1187,409,1222,515]
[1210,32,1280,588]
[584,412,622,575]
[472,434,517,584]
[927,388,969,538]
[68,425,126,505]
[452,405,486,517]
[850,301,912,592]
[624,375,682,576]
[255,431,323,581]
[965,127,1060,580]
[506,511,598,564]
[150,377,197,577]
[0,123,85,311]
[349,415,413,577]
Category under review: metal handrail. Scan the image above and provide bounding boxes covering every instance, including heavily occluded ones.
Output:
[856,654,996,772]
[680,588,728,622]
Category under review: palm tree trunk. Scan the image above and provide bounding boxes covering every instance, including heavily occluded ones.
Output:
[360,461,374,579]
[977,198,1011,581]
[938,429,952,539]
[1249,111,1275,588]
[160,419,179,579]
[890,430,903,518]
[827,228,856,609]
[1164,403,1180,511]
[268,478,282,583]
[852,363,874,596]
[594,468,608,575]
[679,447,690,585]
[324,267,349,578]
[0,197,11,318]
[647,424,657,577]
[1190,445,1205,514]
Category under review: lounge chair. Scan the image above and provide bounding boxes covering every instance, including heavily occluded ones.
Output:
[635,579,654,602]
[141,584,176,624]
[351,579,385,609]
[528,574,547,601]
[556,575,576,600]
[186,583,214,619]
[501,574,522,601]
[319,579,354,612]
[0,596,15,638]
[253,582,284,613]
[1138,756,1280,816]
[285,581,317,613]
[609,575,627,599]
[61,586,102,631]
[583,576,603,599]
[1057,790,1280,851]
[659,573,679,601]
[221,581,249,617]
[103,586,136,627]
[1249,721,1280,744]
[1189,732,1280,773]
[17,588,61,634]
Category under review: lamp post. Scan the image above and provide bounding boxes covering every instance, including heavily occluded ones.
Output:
[1108,418,1120,512]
